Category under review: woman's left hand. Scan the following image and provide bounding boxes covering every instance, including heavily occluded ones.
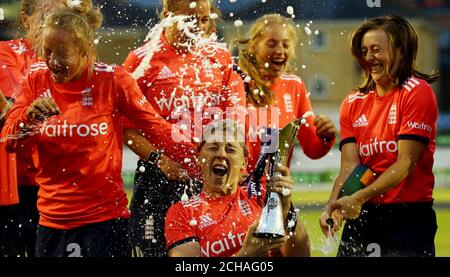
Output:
[330,195,364,220]
[315,115,337,141]
[269,164,294,208]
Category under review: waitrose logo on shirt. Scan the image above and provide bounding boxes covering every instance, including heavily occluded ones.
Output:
[39,120,109,137]
[407,121,433,133]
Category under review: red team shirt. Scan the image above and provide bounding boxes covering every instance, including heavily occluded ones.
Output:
[339,77,438,204]
[0,39,37,205]
[165,185,266,257]
[2,62,198,229]
[247,74,335,172]
[123,34,245,143]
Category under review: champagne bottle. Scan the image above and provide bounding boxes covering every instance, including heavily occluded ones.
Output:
[326,164,376,228]
[339,164,376,197]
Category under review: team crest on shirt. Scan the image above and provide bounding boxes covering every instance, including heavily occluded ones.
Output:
[201,59,214,78]
[238,200,252,216]
[388,104,397,125]
[81,88,93,106]
[283,94,294,113]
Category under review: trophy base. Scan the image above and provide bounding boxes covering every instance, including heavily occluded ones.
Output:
[253,232,285,239]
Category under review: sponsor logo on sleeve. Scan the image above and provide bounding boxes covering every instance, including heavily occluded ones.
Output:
[407,121,433,133]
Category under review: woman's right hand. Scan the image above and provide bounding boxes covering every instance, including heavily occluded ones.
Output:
[319,207,343,237]
[26,98,60,121]
[236,221,288,257]
[158,155,190,182]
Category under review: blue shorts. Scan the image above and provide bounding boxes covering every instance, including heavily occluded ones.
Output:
[338,202,437,257]
[35,218,131,257]
[0,186,39,257]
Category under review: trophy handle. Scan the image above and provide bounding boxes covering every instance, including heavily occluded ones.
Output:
[253,118,305,238]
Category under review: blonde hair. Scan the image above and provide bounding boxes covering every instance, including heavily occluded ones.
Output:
[160,0,213,17]
[199,119,248,156]
[159,0,219,35]
[26,0,68,52]
[41,2,102,61]
[234,14,297,107]
[20,0,40,16]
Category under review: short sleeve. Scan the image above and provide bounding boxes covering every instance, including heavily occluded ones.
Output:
[165,203,199,251]
[339,96,357,150]
[397,82,438,144]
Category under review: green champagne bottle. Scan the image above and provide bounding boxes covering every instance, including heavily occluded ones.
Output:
[339,164,376,197]
[327,164,376,228]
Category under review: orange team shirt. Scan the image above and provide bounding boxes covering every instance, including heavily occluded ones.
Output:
[247,74,335,172]
[2,62,198,229]
[0,38,39,187]
[123,34,246,145]
[339,76,438,204]
[165,185,266,257]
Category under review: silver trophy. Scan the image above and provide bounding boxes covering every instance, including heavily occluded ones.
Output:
[253,119,302,238]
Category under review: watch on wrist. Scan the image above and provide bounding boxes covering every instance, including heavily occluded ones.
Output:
[147,150,161,165]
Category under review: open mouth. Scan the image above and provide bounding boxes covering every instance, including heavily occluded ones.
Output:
[212,164,228,178]
[50,66,67,80]
[370,64,383,73]
[270,60,286,71]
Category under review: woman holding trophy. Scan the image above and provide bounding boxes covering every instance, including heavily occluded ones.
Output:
[165,120,310,257]
[320,15,439,257]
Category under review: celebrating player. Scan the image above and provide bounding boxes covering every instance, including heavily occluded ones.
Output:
[0,0,66,257]
[122,0,245,257]
[319,15,439,257]
[2,3,198,257]
[165,120,310,257]
[233,14,336,175]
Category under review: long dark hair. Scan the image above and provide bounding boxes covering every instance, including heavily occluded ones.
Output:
[351,15,439,93]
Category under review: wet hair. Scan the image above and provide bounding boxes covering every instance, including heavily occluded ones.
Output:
[20,0,40,16]
[233,14,297,107]
[26,0,92,54]
[159,0,219,36]
[41,2,103,61]
[351,15,439,93]
[199,119,248,157]
[160,0,212,16]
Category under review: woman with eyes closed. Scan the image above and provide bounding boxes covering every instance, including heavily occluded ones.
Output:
[233,14,337,183]
[165,120,310,257]
[320,15,439,257]
[2,3,198,257]
[122,0,245,257]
